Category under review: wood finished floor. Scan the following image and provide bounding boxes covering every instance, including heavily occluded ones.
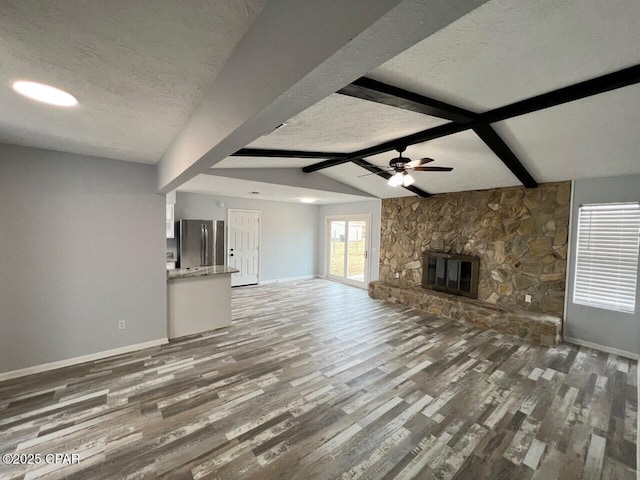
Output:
[0,279,637,480]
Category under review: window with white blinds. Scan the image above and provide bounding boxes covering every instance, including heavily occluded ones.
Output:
[573,202,640,314]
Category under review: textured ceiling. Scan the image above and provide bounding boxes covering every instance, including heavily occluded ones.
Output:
[494,83,640,182]
[214,156,319,169]
[247,94,447,152]
[177,174,373,205]
[326,130,520,196]
[370,0,640,111]
[0,0,265,163]
[291,0,640,199]
[2,0,639,201]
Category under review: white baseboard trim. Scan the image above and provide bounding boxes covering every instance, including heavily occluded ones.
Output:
[259,275,318,285]
[564,336,639,360]
[0,338,168,382]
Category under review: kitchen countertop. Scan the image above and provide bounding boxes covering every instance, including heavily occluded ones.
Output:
[167,265,239,280]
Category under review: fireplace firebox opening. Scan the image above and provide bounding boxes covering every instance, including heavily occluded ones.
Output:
[421,251,480,299]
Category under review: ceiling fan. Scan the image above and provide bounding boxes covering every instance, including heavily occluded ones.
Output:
[359,146,453,187]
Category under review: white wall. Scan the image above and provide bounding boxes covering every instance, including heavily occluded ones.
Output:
[174,192,318,282]
[317,200,382,282]
[566,175,640,357]
[0,144,167,373]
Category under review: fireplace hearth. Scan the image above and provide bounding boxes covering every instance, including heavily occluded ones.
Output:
[422,251,480,299]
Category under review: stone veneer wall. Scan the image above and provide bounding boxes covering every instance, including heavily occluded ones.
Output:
[379,182,571,317]
[369,282,562,346]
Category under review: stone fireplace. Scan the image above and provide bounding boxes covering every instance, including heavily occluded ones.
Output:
[377,182,570,316]
[369,182,571,346]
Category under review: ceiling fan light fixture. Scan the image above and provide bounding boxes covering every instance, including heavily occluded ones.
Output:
[403,173,415,187]
[387,172,404,187]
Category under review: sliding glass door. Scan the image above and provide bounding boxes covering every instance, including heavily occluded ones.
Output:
[326,215,371,288]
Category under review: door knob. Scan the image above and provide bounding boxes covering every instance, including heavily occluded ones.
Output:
[230,254,234,257]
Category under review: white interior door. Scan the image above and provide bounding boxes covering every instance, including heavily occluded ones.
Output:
[228,209,260,287]
[326,215,371,289]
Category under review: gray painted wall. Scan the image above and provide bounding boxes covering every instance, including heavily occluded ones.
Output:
[317,200,382,283]
[566,175,640,356]
[174,192,318,282]
[0,144,167,373]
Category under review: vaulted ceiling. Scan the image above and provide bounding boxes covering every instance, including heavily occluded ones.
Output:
[212,0,640,200]
[1,0,639,203]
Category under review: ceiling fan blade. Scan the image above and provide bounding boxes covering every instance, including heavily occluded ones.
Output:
[411,166,454,172]
[407,157,435,167]
[357,169,393,178]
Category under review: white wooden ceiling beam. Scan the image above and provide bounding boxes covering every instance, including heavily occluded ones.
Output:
[157,0,488,193]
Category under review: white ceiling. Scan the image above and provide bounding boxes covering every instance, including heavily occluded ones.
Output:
[0,0,265,163]
[2,0,640,201]
[494,83,640,182]
[270,0,640,199]
[156,0,488,192]
[370,0,640,111]
[247,94,447,153]
[214,156,318,170]
[213,89,450,171]
[177,174,373,205]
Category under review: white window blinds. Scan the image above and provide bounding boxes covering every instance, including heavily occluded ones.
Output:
[573,202,640,314]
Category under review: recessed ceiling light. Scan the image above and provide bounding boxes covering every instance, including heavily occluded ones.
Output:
[300,198,316,204]
[12,81,78,107]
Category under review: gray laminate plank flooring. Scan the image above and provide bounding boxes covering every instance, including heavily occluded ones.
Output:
[0,279,636,479]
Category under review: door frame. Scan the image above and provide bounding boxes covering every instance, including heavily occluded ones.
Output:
[227,208,262,286]
[325,214,371,289]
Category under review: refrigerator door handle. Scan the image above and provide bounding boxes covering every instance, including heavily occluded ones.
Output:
[204,224,209,265]
[200,224,205,266]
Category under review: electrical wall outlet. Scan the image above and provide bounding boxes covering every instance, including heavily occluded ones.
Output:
[395,272,400,279]
[525,295,532,304]
[118,320,126,330]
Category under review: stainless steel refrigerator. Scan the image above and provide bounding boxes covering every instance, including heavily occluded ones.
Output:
[178,220,225,268]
